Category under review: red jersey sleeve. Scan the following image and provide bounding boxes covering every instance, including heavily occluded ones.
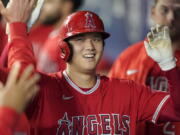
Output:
[107,78,169,125]
[132,68,180,123]
[0,107,20,135]
[130,81,170,124]
[8,22,36,69]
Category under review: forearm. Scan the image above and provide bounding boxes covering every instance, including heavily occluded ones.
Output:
[159,98,180,122]
[166,67,180,109]
[8,22,36,69]
[158,67,180,122]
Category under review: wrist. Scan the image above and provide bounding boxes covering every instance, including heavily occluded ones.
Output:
[158,57,176,71]
[9,22,28,41]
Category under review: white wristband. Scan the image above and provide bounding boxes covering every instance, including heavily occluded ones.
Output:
[158,57,176,71]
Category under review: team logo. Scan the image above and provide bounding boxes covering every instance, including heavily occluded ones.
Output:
[56,112,72,135]
[84,12,96,29]
[56,112,130,134]
[62,94,74,100]
[126,69,138,75]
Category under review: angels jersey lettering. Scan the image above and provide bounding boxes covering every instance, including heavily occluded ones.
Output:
[56,112,130,135]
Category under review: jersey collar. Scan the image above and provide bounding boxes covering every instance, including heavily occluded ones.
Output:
[62,71,100,95]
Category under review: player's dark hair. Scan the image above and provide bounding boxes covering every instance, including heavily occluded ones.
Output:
[65,42,73,62]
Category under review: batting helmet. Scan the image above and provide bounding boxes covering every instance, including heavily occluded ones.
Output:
[58,10,110,61]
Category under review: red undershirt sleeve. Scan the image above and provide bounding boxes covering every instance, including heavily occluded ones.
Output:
[0,107,20,135]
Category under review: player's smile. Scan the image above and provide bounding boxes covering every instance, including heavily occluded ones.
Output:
[80,50,99,67]
[83,53,95,58]
[82,52,96,61]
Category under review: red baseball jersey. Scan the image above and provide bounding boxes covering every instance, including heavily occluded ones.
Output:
[109,40,180,135]
[25,71,169,135]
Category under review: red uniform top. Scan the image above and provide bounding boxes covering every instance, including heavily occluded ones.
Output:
[25,71,169,135]
[7,22,177,135]
[109,41,180,135]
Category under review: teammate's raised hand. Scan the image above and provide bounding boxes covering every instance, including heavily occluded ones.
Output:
[0,62,40,113]
[144,25,176,71]
[0,0,36,23]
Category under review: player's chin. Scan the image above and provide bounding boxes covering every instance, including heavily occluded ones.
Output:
[82,60,97,69]
[81,66,97,74]
[85,63,97,69]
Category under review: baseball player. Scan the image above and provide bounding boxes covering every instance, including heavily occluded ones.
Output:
[1,0,180,134]
[0,63,39,135]
[109,0,180,134]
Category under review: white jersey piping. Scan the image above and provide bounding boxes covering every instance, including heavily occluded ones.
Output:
[152,95,170,124]
[63,71,100,95]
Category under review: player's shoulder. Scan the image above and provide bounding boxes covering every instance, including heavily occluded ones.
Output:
[101,75,134,88]
[120,40,144,57]
[126,40,144,50]
[38,71,63,84]
[100,76,143,99]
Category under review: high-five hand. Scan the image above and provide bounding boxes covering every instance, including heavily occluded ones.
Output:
[0,62,40,113]
[0,0,36,23]
[144,25,176,71]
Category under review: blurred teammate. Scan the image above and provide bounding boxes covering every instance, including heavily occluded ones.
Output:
[29,0,83,72]
[1,0,180,134]
[109,0,180,134]
[37,0,83,73]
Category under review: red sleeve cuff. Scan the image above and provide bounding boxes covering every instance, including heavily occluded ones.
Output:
[9,22,28,40]
[164,67,178,77]
[0,107,20,130]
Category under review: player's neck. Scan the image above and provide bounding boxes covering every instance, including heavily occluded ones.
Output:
[65,68,97,89]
